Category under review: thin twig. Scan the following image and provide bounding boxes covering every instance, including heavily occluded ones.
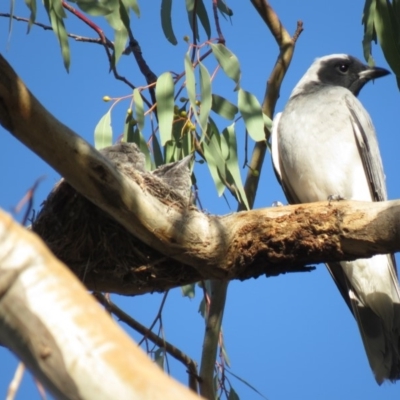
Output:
[94,293,200,393]
[61,1,137,92]
[137,290,169,346]
[242,0,303,211]
[292,20,304,43]
[0,13,110,46]
[6,363,24,400]
[212,0,225,44]
[126,29,158,112]
[13,176,45,226]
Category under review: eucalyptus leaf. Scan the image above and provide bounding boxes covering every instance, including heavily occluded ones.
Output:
[44,1,70,71]
[196,0,211,39]
[199,62,212,135]
[133,89,145,132]
[156,72,175,146]
[222,124,249,209]
[132,128,152,170]
[211,93,238,120]
[228,387,240,400]
[123,0,140,17]
[210,43,241,90]
[75,0,114,16]
[238,89,265,142]
[181,283,196,298]
[203,139,225,196]
[217,0,233,17]
[154,348,165,369]
[362,0,377,65]
[374,0,400,87]
[161,0,177,45]
[185,0,199,40]
[94,110,113,149]
[24,0,37,32]
[152,134,164,168]
[184,52,201,129]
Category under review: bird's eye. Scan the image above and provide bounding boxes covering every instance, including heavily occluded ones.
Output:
[337,63,349,74]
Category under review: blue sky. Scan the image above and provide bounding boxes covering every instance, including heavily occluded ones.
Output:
[1,1,399,399]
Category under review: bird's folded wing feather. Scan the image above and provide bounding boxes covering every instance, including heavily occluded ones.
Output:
[271,113,301,205]
[345,94,399,280]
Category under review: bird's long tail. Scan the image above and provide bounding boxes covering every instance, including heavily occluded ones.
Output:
[327,254,400,383]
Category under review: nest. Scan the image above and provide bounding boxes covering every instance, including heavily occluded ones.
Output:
[32,143,202,295]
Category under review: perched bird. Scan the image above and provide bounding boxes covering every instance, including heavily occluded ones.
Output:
[271,54,400,383]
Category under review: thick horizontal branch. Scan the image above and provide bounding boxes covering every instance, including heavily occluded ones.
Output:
[1,54,400,295]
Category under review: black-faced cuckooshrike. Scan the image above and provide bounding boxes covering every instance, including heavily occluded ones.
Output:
[272,54,400,384]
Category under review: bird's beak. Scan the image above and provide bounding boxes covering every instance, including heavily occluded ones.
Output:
[358,66,391,81]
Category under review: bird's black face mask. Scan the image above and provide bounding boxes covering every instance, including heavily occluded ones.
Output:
[317,56,390,96]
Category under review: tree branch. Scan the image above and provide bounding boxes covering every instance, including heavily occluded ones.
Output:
[0,209,202,400]
[244,0,302,210]
[1,53,400,295]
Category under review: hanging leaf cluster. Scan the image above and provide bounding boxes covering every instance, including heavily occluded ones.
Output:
[362,0,400,88]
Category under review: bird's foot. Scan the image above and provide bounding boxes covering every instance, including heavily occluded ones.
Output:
[327,194,345,205]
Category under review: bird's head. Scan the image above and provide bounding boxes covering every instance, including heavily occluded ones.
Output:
[291,54,390,97]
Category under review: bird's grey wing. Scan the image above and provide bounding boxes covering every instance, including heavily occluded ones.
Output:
[271,112,302,204]
[326,262,354,313]
[345,94,398,277]
[345,95,387,202]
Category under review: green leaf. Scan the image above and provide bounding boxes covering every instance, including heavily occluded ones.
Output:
[161,0,177,45]
[362,0,377,65]
[49,12,70,70]
[181,283,196,298]
[217,0,233,17]
[133,89,145,132]
[199,62,212,135]
[123,110,134,142]
[374,0,400,87]
[94,110,113,149]
[220,329,231,367]
[123,0,140,17]
[228,387,240,400]
[222,124,249,209]
[184,52,201,129]
[203,123,226,196]
[9,0,15,35]
[196,0,211,39]
[164,140,177,163]
[152,134,164,168]
[198,297,208,319]
[211,93,238,120]
[74,0,115,16]
[154,348,165,369]
[185,0,198,40]
[105,1,129,65]
[225,369,269,400]
[182,122,192,156]
[156,72,175,146]
[238,89,265,142]
[210,43,241,90]
[24,0,37,32]
[133,129,152,170]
